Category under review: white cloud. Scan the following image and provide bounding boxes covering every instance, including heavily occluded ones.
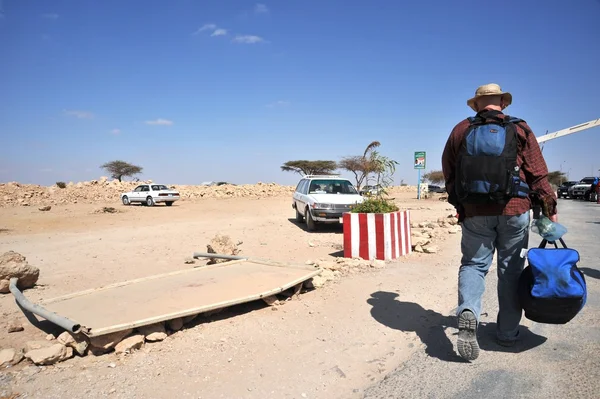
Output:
[145,118,173,126]
[211,28,228,37]
[42,13,59,19]
[64,109,94,119]
[232,35,265,44]
[193,23,216,35]
[254,4,269,14]
[111,128,121,135]
[267,100,290,108]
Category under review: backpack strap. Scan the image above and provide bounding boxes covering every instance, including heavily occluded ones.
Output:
[504,115,532,136]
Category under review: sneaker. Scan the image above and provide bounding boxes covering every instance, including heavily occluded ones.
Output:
[457,310,480,361]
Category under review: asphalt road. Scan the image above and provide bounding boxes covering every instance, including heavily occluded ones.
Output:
[363,198,600,399]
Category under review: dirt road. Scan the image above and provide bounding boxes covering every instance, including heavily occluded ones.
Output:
[363,198,600,399]
[1,190,462,398]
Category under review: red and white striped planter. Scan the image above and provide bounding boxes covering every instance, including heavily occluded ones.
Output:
[342,211,412,260]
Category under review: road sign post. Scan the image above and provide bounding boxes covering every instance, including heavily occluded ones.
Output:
[414,151,426,200]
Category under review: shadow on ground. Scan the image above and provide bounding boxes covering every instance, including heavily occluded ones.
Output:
[580,267,600,280]
[287,218,343,234]
[367,291,548,362]
[367,291,464,363]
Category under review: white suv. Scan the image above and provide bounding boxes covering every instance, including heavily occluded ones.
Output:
[292,175,364,231]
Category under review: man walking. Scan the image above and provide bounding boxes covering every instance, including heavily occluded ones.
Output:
[442,83,557,361]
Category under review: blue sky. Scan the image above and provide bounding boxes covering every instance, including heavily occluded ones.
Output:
[1,0,599,187]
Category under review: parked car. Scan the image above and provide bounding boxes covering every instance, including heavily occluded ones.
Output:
[359,184,382,196]
[568,177,598,200]
[427,184,446,193]
[557,181,578,198]
[292,175,364,231]
[120,184,180,206]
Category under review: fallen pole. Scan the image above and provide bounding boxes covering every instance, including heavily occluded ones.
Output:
[192,252,247,261]
[9,278,81,334]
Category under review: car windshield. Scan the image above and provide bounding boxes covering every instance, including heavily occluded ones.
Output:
[308,180,358,194]
[151,185,169,190]
[579,178,596,184]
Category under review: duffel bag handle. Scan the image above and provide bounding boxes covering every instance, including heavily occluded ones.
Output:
[539,237,568,249]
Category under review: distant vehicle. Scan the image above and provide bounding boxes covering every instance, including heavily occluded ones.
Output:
[359,184,382,196]
[568,177,598,200]
[200,181,236,186]
[292,175,364,231]
[557,181,578,199]
[427,184,446,193]
[120,184,180,207]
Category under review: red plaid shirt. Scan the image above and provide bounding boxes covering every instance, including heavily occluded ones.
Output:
[442,110,557,218]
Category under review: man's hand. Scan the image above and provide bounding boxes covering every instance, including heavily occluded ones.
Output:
[549,213,558,223]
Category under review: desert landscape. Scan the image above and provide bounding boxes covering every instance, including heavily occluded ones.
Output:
[0,179,461,398]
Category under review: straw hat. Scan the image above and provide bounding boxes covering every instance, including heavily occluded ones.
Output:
[467,83,512,111]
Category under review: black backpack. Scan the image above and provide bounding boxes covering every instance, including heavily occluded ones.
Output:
[455,110,531,205]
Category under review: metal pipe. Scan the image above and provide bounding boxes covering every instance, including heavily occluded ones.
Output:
[9,278,81,334]
[192,252,247,261]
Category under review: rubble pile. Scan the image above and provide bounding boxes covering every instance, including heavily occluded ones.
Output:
[410,214,460,254]
[305,257,387,288]
[0,179,420,208]
[0,178,297,208]
[1,317,206,367]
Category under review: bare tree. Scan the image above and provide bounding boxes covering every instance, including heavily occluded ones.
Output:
[423,170,445,185]
[339,141,381,189]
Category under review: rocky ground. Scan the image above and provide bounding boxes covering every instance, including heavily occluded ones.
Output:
[0,182,456,398]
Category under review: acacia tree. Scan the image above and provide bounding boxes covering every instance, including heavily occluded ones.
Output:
[280,160,338,176]
[423,170,445,185]
[100,160,143,182]
[339,141,381,189]
[547,171,567,186]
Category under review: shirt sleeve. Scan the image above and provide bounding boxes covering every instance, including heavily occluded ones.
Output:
[518,122,558,216]
[442,120,467,207]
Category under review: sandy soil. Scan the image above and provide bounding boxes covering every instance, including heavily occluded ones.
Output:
[0,190,461,398]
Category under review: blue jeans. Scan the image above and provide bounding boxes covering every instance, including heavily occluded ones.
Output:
[457,212,530,342]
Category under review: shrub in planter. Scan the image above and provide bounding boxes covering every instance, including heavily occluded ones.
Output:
[343,149,412,260]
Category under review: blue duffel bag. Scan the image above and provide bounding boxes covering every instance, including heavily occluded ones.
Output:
[518,238,587,324]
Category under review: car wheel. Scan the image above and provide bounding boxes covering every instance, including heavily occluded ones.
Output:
[305,207,316,231]
[295,207,304,222]
[122,196,130,205]
[165,201,173,206]
[146,196,155,207]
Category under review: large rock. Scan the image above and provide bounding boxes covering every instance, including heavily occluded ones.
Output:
[166,318,184,332]
[0,251,40,294]
[89,329,133,354]
[114,334,145,355]
[25,344,73,365]
[0,348,24,367]
[138,323,167,342]
[57,331,89,356]
[206,234,242,264]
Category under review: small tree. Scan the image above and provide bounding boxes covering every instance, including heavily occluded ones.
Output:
[351,147,400,213]
[547,171,568,186]
[100,160,143,182]
[339,141,381,189]
[423,170,445,185]
[280,160,338,176]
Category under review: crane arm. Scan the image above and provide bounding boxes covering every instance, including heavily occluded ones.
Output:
[536,118,600,144]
